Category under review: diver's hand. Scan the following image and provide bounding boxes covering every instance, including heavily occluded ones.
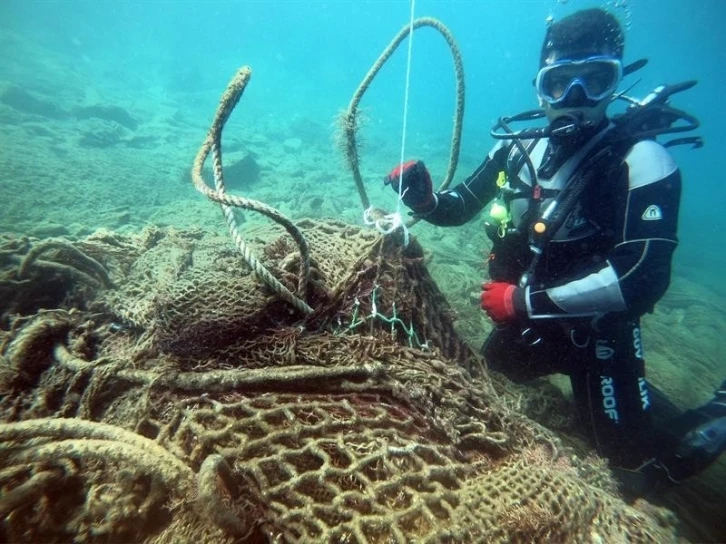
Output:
[383,160,435,213]
[480,281,525,323]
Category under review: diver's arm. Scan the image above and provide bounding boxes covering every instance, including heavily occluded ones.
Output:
[419,141,509,226]
[523,140,681,319]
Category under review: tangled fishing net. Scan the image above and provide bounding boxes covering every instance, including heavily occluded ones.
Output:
[0,220,680,543]
[0,21,686,544]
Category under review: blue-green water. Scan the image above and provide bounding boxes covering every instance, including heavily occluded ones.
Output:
[3,0,724,275]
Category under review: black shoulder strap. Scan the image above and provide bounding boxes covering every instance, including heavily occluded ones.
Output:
[505,138,539,191]
[519,128,634,287]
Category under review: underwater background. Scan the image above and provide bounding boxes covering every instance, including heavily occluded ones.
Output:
[1,0,725,538]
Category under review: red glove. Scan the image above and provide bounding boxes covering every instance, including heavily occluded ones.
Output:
[384,160,435,212]
[480,282,520,323]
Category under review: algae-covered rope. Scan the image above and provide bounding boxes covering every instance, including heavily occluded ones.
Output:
[197,454,257,537]
[340,17,465,225]
[191,66,313,315]
[0,418,194,491]
[18,238,114,289]
[54,343,382,392]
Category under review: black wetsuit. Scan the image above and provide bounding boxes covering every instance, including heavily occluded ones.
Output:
[420,121,681,469]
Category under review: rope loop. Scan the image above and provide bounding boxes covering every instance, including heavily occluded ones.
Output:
[191,67,313,315]
[362,207,410,248]
[339,17,466,230]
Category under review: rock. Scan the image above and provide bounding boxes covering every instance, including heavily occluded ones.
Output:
[0,85,69,120]
[67,223,93,238]
[30,222,69,237]
[289,116,328,142]
[24,124,56,138]
[78,119,125,148]
[282,137,303,152]
[225,154,261,189]
[74,104,139,130]
[125,135,157,149]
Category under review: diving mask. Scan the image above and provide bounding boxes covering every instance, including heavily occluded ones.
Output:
[536,56,622,106]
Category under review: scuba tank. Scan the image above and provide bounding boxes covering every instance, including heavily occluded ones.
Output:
[613,80,702,148]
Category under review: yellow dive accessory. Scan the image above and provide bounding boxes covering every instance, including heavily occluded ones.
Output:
[489,201,511,238]
[496,170,507,188]
[488,172,512,237]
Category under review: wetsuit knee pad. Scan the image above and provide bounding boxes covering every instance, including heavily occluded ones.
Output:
[481,324,569,382]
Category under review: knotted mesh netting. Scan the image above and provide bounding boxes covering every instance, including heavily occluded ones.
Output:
[0,221,680,543]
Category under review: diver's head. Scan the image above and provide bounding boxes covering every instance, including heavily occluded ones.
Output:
[536,8,624,135]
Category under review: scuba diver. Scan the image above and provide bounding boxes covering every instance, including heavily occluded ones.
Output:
[384,8,725,495]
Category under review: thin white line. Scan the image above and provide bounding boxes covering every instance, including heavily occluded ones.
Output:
[614,238,677,247]
[622,192,631,242]
[396,0,417,216]
[618,242,649,282]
